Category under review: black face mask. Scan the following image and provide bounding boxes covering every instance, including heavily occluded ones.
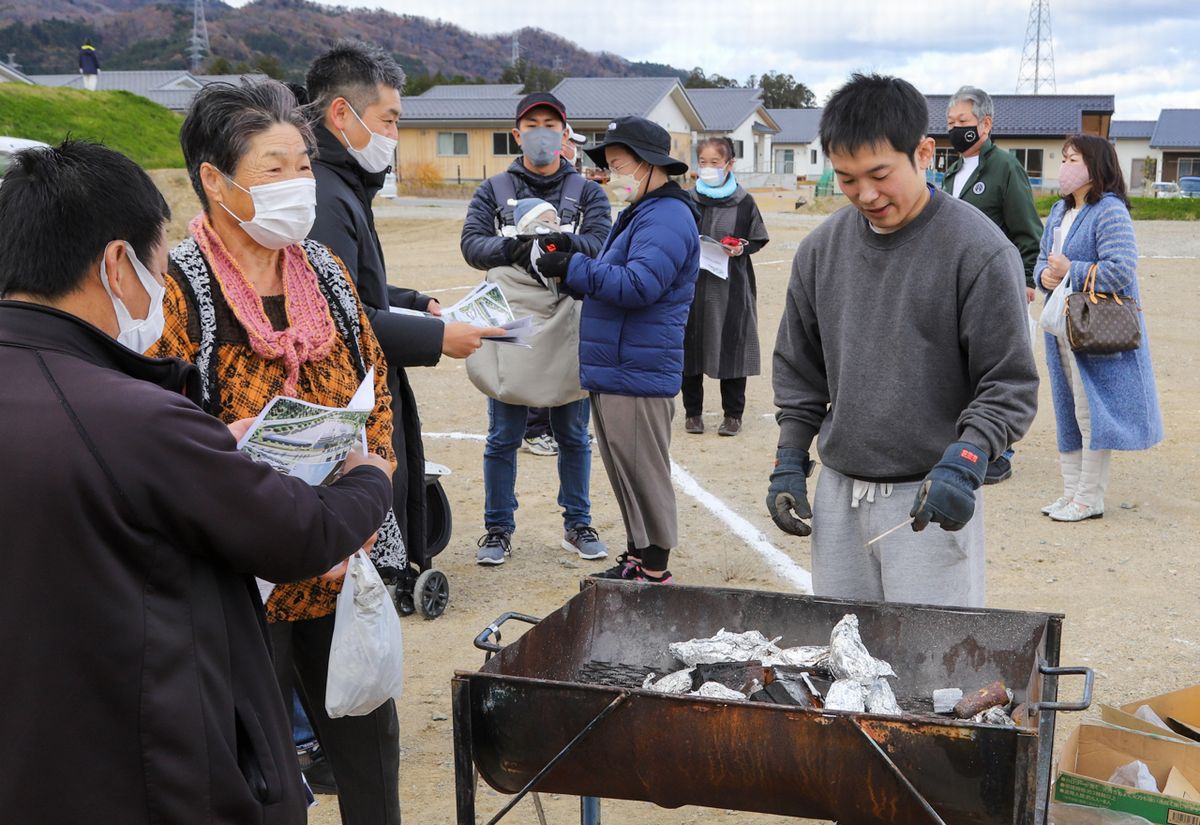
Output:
[949,125,983,154]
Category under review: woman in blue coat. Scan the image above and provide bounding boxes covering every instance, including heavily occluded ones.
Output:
[1036,134,1162,522]
[533,116,700,582]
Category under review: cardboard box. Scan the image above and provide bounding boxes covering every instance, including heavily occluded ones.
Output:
[1100,685,1200,745]
[1055,723,1200,824]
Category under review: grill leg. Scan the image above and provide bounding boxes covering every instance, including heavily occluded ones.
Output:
[452,678,476,825]
[581,796,601,825]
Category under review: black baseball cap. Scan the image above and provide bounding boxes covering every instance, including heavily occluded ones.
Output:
[585,116,689,176]
[515,92,567,124]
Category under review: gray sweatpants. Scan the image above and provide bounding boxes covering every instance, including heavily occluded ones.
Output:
[590,393,678,550]
[811,465,986,607]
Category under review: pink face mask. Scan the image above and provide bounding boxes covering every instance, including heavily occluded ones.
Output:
[1059,162,1091,197]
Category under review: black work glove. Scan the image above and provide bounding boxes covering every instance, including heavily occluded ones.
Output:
[910,441,988,532]
[765,448,815,537]
[535,233,575,280]
[508,238,535,267]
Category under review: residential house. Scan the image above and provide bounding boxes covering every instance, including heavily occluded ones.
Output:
[1150,110,1200,183]
[1110,120,1159,191]
[27,70,265,111]
[926,94,1115,188]
[0,60,34,84]
[767,107,824,180]
[396,77,704,183]
[686,87,779,175]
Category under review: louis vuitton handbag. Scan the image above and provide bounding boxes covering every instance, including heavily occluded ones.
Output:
[1066,263,1142,354]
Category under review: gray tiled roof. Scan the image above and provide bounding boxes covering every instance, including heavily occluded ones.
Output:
[551,76,683,120]
[0,61,33,84]
[419,84,523,98]
[926,94,1115,137]
[1110,120,1157,140]
[400,96,523,122]
[193,74,268,86]
[31,70,195,94]
[688,87,770,132]
[768,108,823,144]
[1150,109,1200,149]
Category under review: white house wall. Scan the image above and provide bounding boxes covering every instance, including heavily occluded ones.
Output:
[1113,138,1161,190]
[773,141,826,179]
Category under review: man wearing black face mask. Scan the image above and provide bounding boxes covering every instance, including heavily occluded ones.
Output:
[942,85,1042,485]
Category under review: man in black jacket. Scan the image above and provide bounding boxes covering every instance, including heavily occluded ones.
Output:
[307,41,503,570]
[0,140,393,824]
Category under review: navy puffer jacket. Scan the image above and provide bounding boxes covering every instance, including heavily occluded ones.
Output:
[563,182,700,397]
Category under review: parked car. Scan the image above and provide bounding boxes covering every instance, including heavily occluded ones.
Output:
[1150,181,1180,198]
[0,137,50,187]
[1179,177,1200,199]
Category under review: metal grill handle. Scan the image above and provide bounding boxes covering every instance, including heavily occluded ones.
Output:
[474,611,540,658]
[1033,664,1094,712]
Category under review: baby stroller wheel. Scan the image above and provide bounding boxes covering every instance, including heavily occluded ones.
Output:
[414,569,449,619]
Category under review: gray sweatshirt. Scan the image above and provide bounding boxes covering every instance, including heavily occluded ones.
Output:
[773,189,1039,481]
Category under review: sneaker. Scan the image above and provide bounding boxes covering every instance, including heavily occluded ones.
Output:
[592,552,640,579]
[563,525,608,560]
[717,416,742,437]
[1040,496,1072,516]
[476,528,512,565]
[685,416,704,434]
[1049,501,1104,522]
[630,567,674,584]
[301,753,337,795]
[523,434,558,456]
[983,455,1013,485]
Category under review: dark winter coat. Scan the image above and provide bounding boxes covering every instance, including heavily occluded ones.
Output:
[78,44,100,74]
[0,300,391,825]
[563,181,700,397]
[460,157,612,269]
[311,123,440,561]
[685,184,769,379]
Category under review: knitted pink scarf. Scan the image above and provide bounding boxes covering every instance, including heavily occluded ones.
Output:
[190,214,336,396]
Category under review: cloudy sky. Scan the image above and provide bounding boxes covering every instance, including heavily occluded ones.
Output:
[233,0,1199,118]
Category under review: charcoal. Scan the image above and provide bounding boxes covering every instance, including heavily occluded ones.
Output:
[824,679,867,712]
[750,680,808,706]
[828,614,895,684]
[690,660,766,693]
[669,629,782,666]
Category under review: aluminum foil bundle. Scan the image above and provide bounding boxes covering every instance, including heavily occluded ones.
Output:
[692,681,747,701]
[972,706,1016,727]
[866,678,902,716]
[669,629,782,666]
[828,614,896,683]
[824,679,867,712]
[642,667,695,694]
[763,645,830,670]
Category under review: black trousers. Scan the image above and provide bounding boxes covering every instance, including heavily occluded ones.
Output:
[680,374,747,419]
[270,614,401,825]
[523,406,551,439]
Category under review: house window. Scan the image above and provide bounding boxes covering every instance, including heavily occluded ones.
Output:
[492,132,521,156]
[1179,158,1200,177]
[437,132,469,156]
[810,148,817,165]
[1009,148,1044,180]
[732,140,744,159]
[934,148,960,173]
[781,149,794,175]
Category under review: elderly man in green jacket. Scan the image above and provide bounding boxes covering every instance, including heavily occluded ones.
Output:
[943,85,1043,485]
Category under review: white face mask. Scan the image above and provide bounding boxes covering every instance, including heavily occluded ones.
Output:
[697,166,727,186]
[219,174,316,250]
[341,102,397,174]
[99,241,165,353]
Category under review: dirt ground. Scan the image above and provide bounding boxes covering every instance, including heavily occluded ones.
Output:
[155,177,1200,824]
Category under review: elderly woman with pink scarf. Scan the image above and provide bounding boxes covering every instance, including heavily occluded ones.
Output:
[149,80,404,825]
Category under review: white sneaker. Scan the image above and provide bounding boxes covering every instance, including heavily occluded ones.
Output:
[1049,501,1104,522]
[1040,497,1072,516]
[522,434,558,456]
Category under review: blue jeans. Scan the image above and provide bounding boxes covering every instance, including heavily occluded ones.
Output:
[484,397,592,533]
[293,691,316,748]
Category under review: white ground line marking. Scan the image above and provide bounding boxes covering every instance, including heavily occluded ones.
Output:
[757,259,790,266]
[422,285,478,295]
[424,431,814,594]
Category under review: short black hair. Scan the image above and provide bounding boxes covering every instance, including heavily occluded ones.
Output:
[180,79,314,211]
[0,140,170,300]
[820,73,928,160]
[306,40,406,116]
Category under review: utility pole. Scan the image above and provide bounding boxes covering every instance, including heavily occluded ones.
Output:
[189,0,211,74]
[511,33,520,67]
[1016,0,1056,94]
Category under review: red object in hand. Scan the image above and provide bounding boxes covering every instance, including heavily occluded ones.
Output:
[545,244,557,253]
[721,235,746,247]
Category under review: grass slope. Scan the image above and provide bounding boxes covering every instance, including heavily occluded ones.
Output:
[0,85,183,168]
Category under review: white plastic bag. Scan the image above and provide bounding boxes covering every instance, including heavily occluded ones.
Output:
[325,550,405,718]
[1039,275,1071,339]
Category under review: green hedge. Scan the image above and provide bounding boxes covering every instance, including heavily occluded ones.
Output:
[1035,193,1200,220]
[0,85,183,168]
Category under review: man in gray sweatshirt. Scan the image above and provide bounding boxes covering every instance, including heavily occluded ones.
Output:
[766,74,1038,608]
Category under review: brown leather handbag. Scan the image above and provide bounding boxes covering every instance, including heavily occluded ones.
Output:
[1066,263,1142,354]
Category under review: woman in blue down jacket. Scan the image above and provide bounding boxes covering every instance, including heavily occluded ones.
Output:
[533,116,700,583]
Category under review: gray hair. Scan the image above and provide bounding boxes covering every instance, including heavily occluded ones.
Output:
[305,40,407,116]
[950,85,994,122]
[179,79,315,211]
